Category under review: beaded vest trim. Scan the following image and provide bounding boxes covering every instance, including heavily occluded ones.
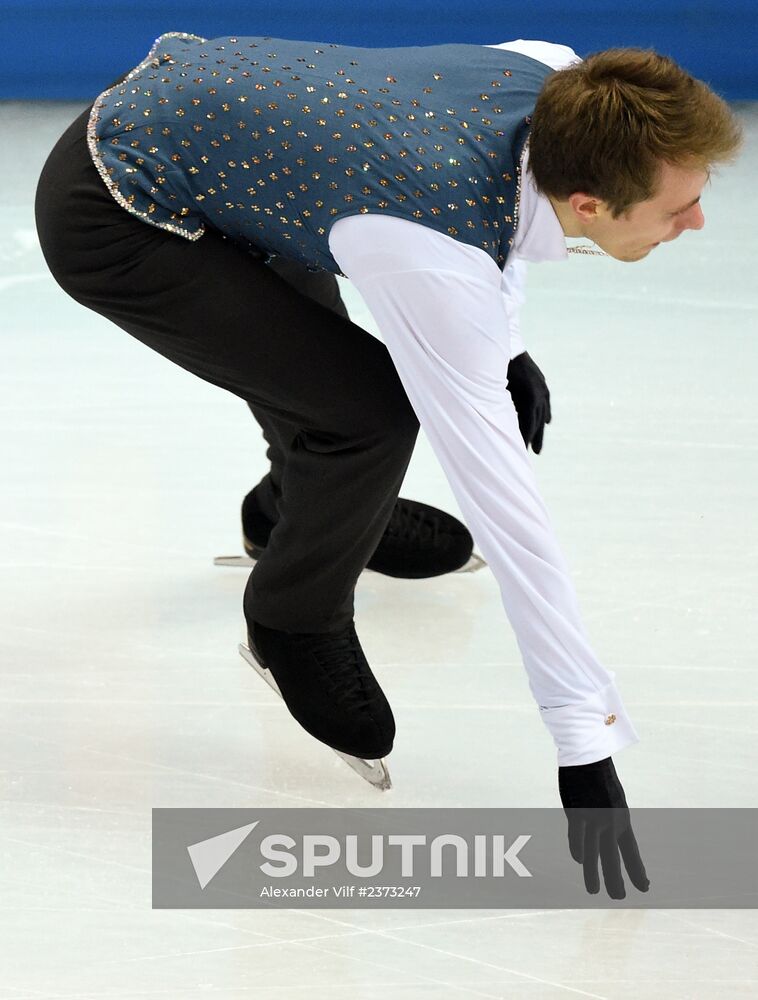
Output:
[87,32,209,241]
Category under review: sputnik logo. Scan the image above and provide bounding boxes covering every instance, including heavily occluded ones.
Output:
[187,821,259,889]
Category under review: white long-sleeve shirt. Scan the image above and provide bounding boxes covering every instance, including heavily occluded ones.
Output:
[327,39,640,767]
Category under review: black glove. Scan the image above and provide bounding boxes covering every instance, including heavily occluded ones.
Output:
[506,351,552,454]
[558,757,650,899]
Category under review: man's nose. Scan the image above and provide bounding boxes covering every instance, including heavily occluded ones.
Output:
[683,203,705,231]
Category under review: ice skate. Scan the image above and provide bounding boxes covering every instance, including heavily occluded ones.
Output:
[240,619,394,791]
[215,492,487,575]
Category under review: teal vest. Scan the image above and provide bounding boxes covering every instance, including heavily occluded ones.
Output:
[88,32,553,273]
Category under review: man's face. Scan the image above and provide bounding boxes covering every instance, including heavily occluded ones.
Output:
[578,160,709,262]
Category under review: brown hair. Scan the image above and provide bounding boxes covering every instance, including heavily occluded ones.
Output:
[528,48,743,217]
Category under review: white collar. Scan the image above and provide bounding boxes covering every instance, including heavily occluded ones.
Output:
[510,144,569,263]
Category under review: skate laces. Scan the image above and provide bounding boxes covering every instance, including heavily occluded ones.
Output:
[308,626,378,711]
[385,502,441,545]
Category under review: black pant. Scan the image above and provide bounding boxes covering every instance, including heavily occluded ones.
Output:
[34,79,420,633]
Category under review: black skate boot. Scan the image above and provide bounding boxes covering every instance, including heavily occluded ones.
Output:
[241,487,477,578]
[246,619,395,761]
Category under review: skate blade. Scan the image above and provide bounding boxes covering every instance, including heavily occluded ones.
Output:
[238,642,392,792]
[215,551,487,574]
[458,551,487,573]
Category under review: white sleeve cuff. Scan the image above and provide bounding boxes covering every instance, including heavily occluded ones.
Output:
[538,678,640,766]
[508,331,526,361]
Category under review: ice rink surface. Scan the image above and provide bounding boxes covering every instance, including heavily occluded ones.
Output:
[1,99,756,998]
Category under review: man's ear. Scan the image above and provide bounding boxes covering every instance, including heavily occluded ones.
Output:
[567,192,603,224]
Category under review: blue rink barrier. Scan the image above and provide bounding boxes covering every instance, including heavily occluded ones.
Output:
[4,0,756,100]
